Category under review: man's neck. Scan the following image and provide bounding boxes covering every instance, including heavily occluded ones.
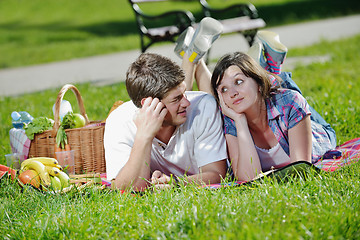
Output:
[155,125,176,144]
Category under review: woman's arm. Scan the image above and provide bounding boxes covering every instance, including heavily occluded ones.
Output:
[194,59,213,94]
[227,120,262,181]
[181,54,196,91]
[288,115,312,163]
[181,54,213,94]
[218,92,262,181]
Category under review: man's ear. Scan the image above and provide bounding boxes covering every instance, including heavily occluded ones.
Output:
[140,98,147,107]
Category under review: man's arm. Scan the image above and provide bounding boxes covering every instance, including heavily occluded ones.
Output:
[184,159,227,185]
[112,97,168,191]
[151,159,227,189]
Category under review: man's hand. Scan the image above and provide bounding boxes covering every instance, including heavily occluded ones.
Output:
[151,170,173,190]
[134,97,168,140]
[113,97,167,191]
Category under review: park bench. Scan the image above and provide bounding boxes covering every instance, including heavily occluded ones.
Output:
[199,0,266,46]
[128,0,266,59]
[128,0,196,52]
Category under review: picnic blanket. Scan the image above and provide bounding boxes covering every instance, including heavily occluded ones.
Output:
[9,132,359,189]
[99,137,360,189]
[9,128,31,160]
[204,137,360,189]
[313,137,360,171]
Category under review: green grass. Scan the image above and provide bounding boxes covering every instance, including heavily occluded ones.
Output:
[0,0,360,68]
[1,163,359,238]
[0,33,360,238]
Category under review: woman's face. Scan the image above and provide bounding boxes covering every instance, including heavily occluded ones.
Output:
[217,65,261,114]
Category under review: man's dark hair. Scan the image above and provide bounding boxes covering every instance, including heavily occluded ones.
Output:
[126,53,185,108]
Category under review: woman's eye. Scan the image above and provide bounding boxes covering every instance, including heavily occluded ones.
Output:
[235,80,243,85]
[221,87,228,93]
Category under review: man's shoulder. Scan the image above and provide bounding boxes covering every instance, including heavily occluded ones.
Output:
[185,91,219,123]
[186,91,217,106]
[106,101,137,124]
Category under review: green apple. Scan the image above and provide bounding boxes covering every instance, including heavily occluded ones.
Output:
[73,113,86,128]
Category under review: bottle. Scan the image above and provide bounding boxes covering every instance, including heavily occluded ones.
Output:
[11,111,34,129]
[53,100,72,121]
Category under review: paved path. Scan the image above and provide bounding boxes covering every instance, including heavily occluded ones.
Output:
[1,14,360,97]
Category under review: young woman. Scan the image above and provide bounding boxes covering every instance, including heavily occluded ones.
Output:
[180,31,336,181]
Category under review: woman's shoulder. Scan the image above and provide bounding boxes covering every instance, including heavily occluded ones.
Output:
[270,88,306,105]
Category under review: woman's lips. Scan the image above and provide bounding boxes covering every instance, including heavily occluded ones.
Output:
[233,98,243,105]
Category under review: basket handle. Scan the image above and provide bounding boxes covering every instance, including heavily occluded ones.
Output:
[53,84,90,135]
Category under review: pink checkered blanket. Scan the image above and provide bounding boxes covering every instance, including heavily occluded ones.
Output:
[204,137,360,189]
[9,128,31,160]
[99,138,360,189]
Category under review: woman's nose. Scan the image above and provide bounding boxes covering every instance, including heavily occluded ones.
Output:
[229,88,238,98]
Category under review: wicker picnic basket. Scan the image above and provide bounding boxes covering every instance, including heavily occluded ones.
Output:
[28,84,106,174]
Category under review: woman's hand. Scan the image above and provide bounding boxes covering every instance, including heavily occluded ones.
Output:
[217,90,244,122]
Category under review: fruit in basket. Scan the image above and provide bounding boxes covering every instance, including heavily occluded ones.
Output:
[0,164,17,180]
[18,157,71,192]
[57,171,70,188]
[55,111,85,151]
[45,166,60,176]
[20,157,65,189]
[73,113,86,128]
[18,170,41,188]
[20,159,51,187]
[62,112,85,129]
[50,176,62,191]
[21,157,58,168]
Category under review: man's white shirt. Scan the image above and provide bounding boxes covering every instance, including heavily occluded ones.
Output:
[104,91,228,180]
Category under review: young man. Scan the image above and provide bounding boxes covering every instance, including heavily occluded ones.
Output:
[104,53,228,191]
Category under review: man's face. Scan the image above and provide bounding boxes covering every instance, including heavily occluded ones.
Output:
[161,82,190,126]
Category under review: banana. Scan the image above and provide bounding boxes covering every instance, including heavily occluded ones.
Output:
[55,164,63,171]
[19,166,28,174]
[21,157,58,169]
[57,171,70,188]
[50,176,62,191]
[25,160,51,187]
[45,166,60,177]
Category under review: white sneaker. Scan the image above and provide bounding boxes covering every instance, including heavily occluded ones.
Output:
[256,30,287,53]
[174,26,195,59]
[254,30,288,74]
[187,17,223,63]
[247,41,266,68]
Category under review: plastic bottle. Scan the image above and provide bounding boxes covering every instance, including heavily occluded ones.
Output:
[11,111,34,129]
[53,100,72,121]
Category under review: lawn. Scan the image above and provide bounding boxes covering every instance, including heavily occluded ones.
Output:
[0,0,359,68]
[1,0,360,238]
[1,32,360,239]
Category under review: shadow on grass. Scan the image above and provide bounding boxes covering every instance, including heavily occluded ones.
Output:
[79,0,360,36]
[257,0,360,26]
[1,0,359,40]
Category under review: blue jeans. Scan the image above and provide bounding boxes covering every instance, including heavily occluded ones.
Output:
[278,72,337,147]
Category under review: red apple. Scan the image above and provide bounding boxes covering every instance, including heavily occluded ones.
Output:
[18,170,41,188]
